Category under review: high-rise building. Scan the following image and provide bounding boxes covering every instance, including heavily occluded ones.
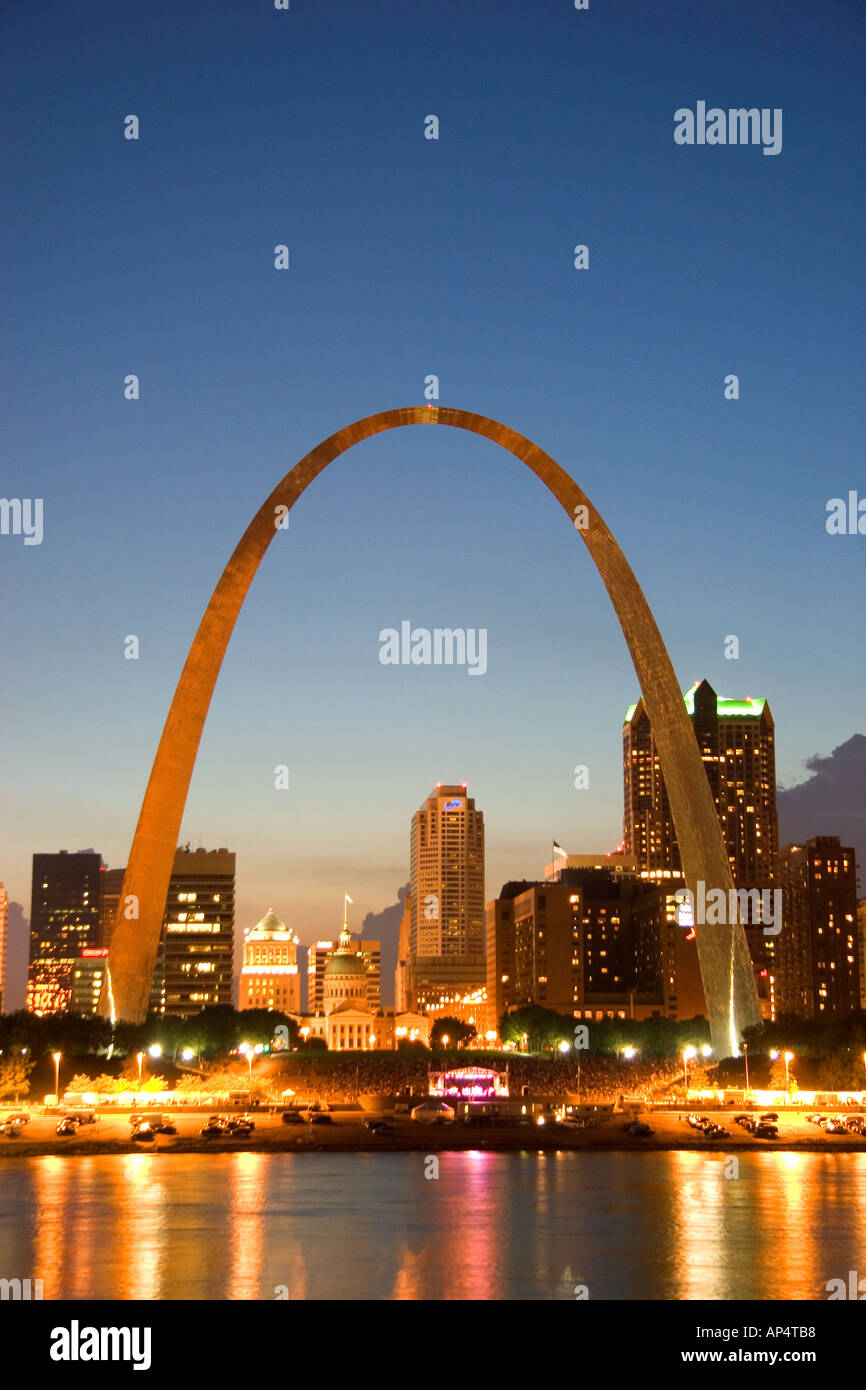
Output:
[307,940,335,1014]
[151,848,235,1016]
[0,883,7,1015]
[775,837,860,1018]
[859,900,866,1011]
[406,784,486,1019]
[624,680,777,889]
[623,679,778,1005]
[395,891,411,1012]
[27,850,103,1014]
[98,867,126,948]
[71,948,110,1015]
[487,868,670,1029]
[410,784,484,957]
[238,908,300,1014]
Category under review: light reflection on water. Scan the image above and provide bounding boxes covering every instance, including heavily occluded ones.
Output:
[2,1151,864,1300]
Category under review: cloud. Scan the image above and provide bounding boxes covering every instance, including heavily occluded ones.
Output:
[777,734,866,882]
[361,884,409,1007]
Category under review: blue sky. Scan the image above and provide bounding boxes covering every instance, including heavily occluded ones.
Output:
[2,0,864,977]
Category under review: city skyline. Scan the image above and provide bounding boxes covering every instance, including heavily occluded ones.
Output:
[3,672,862,1016]
[2,2,864,1016]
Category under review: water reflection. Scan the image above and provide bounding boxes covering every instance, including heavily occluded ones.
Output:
[2,1151,864,1300]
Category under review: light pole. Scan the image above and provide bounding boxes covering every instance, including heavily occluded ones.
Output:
[53,1051,61,1102]
[136,1051,144,1092]
[770,1048,794,1094]
[683,1046,696,1097]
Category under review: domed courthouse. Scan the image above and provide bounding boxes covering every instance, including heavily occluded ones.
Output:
[294,896,429,1052]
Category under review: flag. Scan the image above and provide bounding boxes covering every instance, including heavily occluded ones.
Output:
[553,842,568,860]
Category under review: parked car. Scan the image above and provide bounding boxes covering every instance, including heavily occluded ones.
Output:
[686,1113,705,1129]
[1,1119,25,1138]
[235,1113,256,1130]
[227,1119,254,1136]
[5,1113,30,1127]
[736,1116,756,1132]
[365,1119,394,1134]
[824,1119,848,1135]
[760,1112,779,1122]
[153,1117,177,1135]
[624,1120,654,1137]
[308,1113,333,1126]
[754,1123,778,1139]
[281,1109,303,1125]
[55,1117,79,1136]
[131,1123,155,1143]
[200,1118,227,1138]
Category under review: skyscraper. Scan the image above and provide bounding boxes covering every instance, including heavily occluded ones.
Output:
[27,850,103,1015]
[775,837,860,1018]
[623,680,777,890]
[623,679,778,1005]
[406,784,486,1017]
[151,847,235,1016]
[410,784,484,956]
[238,908,300,1014]
[98,867,126,948]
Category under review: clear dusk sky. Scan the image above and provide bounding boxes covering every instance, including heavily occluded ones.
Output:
[2,0,864,991]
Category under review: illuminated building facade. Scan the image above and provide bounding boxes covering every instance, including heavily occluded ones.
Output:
[487,871,670,1029]
[27,850,103,1015]
[775,837,860,1018]
[71,947,109,1015]
[859,900,866,1011]
[150,848,235,1016]
[238,908,300,1013]
[404,955,488,1033]
[623,679,778,1004]
[410,784,484,957]
[98,867,126,947]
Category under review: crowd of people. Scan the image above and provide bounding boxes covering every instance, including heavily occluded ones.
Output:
[271,1052,684,1105]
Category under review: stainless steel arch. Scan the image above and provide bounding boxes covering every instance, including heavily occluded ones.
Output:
[102,406,761,1055]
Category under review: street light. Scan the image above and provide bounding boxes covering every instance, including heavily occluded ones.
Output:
[743,1041,750,1096]
[148,1044,161,1059]
[136,1051,144,1088]
[770,1048,794,1092]
[239,1042,253,1089]
[52,1051,61,1101]
[559,1041,571,1054]
[622,1046,636,1060]
[683,1046,697,1094]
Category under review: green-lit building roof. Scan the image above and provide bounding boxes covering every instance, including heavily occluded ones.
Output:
[624,682,767,724]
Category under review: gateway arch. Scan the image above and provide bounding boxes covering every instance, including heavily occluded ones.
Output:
[101,406,761,1056]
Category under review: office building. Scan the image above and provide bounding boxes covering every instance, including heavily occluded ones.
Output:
[775,837,860,1018]
[71,947,109,1015]
[98,867,126,948]
[238,908,300,1014]
[151,847,235,1016]
[487,868,670,1029]
[27,850,103,1015]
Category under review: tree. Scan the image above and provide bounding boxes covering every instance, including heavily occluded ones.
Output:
[768,1056,797,1092]
[499,1006,575,1053]
[0,1056,34,1101]
[431,1017,474,1049]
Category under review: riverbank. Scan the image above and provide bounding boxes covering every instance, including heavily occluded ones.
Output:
[3,1109,866,1158]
